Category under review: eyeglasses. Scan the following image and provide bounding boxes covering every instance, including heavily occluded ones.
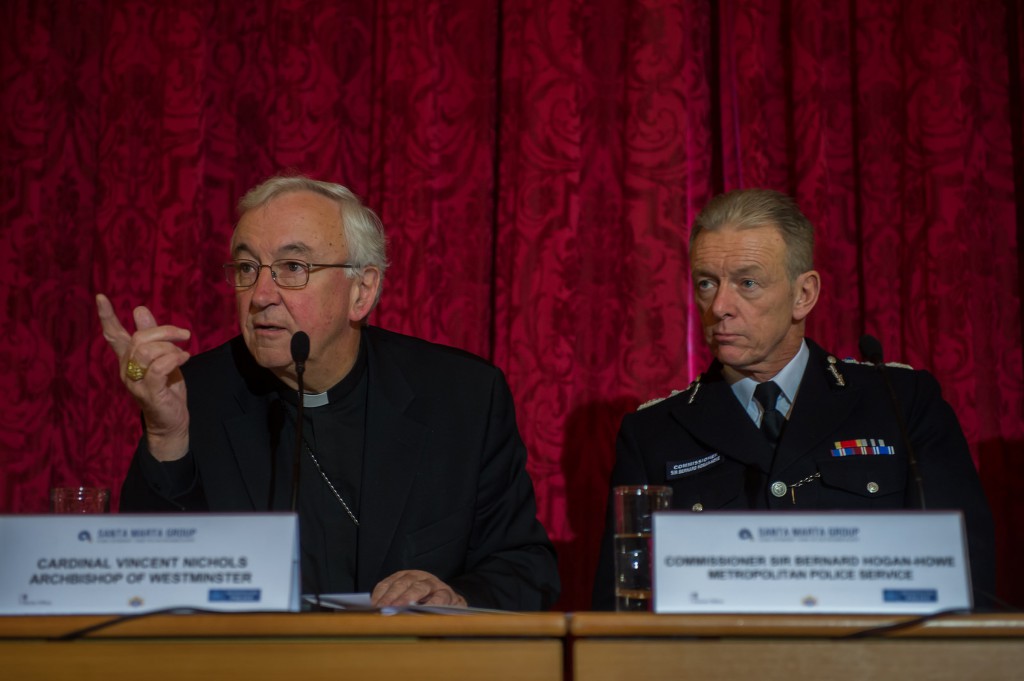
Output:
[223,259,356,289]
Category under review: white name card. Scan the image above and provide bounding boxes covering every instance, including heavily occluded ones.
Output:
[653,511,972,614]
[0,513,299,615]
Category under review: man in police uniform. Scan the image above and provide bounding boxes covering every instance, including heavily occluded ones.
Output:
[593,188,995,609]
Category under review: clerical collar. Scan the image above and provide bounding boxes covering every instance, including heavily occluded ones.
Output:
[276,334,368,409]
[302,391,330,408]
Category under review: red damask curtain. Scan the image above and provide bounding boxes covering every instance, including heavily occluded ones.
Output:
[2,0,1022,610]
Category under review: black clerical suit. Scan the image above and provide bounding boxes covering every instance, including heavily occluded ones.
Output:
[121,326,560,611]
[593,339,995,609]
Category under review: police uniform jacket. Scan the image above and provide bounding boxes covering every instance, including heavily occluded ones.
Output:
[593,339,995,609]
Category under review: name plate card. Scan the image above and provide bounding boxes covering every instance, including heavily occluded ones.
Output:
[0,514,299,615]
[653,511,972,614]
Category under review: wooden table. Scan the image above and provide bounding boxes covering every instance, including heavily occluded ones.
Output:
[6,611,1024,680]
[569,612,1024,681]
[0,612,566,681]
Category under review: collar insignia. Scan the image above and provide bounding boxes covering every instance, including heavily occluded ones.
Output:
[826,356,846,387]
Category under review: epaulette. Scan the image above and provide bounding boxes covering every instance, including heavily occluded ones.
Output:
[637,390,683,411]
[638,374,702,410]
[840,357,915,370]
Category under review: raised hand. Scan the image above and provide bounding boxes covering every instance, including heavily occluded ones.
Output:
[96,294,192,461]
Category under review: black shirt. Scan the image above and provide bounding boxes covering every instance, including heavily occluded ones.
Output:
[274,339,368,595]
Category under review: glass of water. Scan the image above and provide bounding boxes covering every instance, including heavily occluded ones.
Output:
[613,484,672,611]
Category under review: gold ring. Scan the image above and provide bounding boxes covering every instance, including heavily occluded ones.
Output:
[125,359,147,382]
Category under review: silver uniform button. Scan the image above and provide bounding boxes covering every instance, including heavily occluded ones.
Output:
[691,503,704,512]
[770,481,788,498]
[866,481,880,494]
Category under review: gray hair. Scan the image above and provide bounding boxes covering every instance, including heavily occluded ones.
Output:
[237,175,389,301]
[690,188,814,279]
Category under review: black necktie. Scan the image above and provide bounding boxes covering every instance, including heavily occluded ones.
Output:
[754,381,785,449]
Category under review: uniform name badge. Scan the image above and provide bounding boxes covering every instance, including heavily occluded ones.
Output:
[0,513,300,615]
[653,511,972,614]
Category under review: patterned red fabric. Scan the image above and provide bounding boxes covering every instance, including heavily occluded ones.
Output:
[2,0,1022,610]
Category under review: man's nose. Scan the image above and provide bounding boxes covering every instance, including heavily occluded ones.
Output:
[250,265,281,305]
[710,285,735,319]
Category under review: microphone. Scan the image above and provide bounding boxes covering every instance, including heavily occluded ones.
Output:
[859,334,926,509]
[290,331,310,513]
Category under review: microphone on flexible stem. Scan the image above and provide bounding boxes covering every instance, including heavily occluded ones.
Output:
[858,334,926,510]
[290,331,310,513]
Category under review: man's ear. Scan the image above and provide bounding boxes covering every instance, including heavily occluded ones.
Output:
[348,267,381,322]
[792,270,820,322]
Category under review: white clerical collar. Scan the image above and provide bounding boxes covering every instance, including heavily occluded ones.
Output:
[302,391,330,408]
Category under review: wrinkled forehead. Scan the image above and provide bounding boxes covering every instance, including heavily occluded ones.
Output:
[691,223,787,261]
[230,190,347,256]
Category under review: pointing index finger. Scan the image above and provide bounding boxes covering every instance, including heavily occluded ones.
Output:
[96,293,132,358]
[97,295,192,359]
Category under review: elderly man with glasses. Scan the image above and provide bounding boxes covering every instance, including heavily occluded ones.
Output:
[96,175,559,611]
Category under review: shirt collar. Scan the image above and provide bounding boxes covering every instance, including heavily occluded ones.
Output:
[276,333,368,410]
[731,340,809,423]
